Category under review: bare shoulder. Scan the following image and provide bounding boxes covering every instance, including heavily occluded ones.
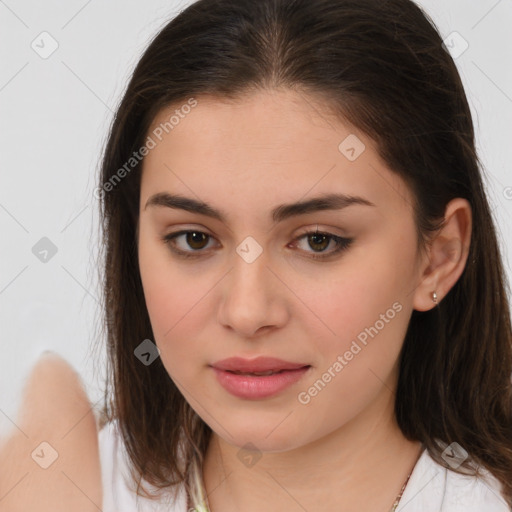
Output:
[0,352,102,511]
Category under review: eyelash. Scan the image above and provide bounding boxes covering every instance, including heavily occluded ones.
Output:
[161,229,353,261]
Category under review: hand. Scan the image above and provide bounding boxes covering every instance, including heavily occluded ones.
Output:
[0,352,102,511]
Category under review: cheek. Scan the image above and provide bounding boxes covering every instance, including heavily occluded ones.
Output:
[299,247,412,351]
[138,236,174,332]
[138,231,214,378]
[294,241,414,398]
[293,281,410,438]
[138,232,191,344]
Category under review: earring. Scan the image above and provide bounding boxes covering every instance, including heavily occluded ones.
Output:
[432,291,438,304]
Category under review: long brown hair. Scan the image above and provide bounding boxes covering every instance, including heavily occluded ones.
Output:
[95,0,512,506]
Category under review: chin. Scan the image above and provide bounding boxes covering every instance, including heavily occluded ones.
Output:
[207,415,307,453]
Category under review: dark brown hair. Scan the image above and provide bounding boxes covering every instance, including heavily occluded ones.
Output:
[95,0,512,507]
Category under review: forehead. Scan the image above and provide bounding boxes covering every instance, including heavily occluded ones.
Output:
[146,89,343,160]
[140,89,414,222]
[149,88,339,131]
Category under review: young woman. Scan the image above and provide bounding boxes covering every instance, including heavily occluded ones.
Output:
[93,0,512,510]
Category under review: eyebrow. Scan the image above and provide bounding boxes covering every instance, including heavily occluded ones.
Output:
[144,192,375,224]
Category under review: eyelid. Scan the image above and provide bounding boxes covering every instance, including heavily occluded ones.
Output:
[161,227,353,260]
[289,230,353,260]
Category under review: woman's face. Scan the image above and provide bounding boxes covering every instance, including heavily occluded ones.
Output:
[138,88,424,451]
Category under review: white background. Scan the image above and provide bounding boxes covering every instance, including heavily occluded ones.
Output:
[1,0,511,438]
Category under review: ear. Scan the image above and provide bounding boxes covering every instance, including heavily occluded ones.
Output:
[413,198,472,312]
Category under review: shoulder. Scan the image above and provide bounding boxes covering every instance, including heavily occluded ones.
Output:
[0,352,102,510]
[398,445,511,511]
[98,419,188,512]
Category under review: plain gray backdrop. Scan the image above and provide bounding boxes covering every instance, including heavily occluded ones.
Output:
[1,0,511,438]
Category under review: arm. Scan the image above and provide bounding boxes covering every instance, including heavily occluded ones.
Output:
[0,352,103,511]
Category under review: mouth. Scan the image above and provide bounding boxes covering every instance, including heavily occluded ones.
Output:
[210,357,312,399]
[224,369,299,376]
[211,356,310,373]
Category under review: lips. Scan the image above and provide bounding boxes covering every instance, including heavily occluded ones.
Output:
[211,356,310,374]
[230,369,282,376]
[210,357,311,399]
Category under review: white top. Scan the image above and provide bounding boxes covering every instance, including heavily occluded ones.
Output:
[98,420,511,511]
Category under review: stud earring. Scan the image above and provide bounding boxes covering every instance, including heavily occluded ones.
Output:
[432,291,438,304]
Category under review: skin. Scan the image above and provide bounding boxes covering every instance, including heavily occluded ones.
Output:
[137,88,472,511]
[0,88,471,511]
[0,353,102,511]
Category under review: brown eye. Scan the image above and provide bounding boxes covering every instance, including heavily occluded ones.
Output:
[184,231,210,250]
[307,232,330,252]
[162,229,353,261]
[292,231,353,260]
[162,230,216,259]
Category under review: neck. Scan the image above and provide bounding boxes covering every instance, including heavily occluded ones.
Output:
[202,385,423,512]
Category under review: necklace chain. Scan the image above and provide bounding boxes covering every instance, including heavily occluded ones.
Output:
[192,454,417,512]
[389,470,413,512]
[190,470,413,512]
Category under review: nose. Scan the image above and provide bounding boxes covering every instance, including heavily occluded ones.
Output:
[217,248,289,338]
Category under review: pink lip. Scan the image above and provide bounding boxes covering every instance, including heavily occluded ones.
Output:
[210,357,311,399]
